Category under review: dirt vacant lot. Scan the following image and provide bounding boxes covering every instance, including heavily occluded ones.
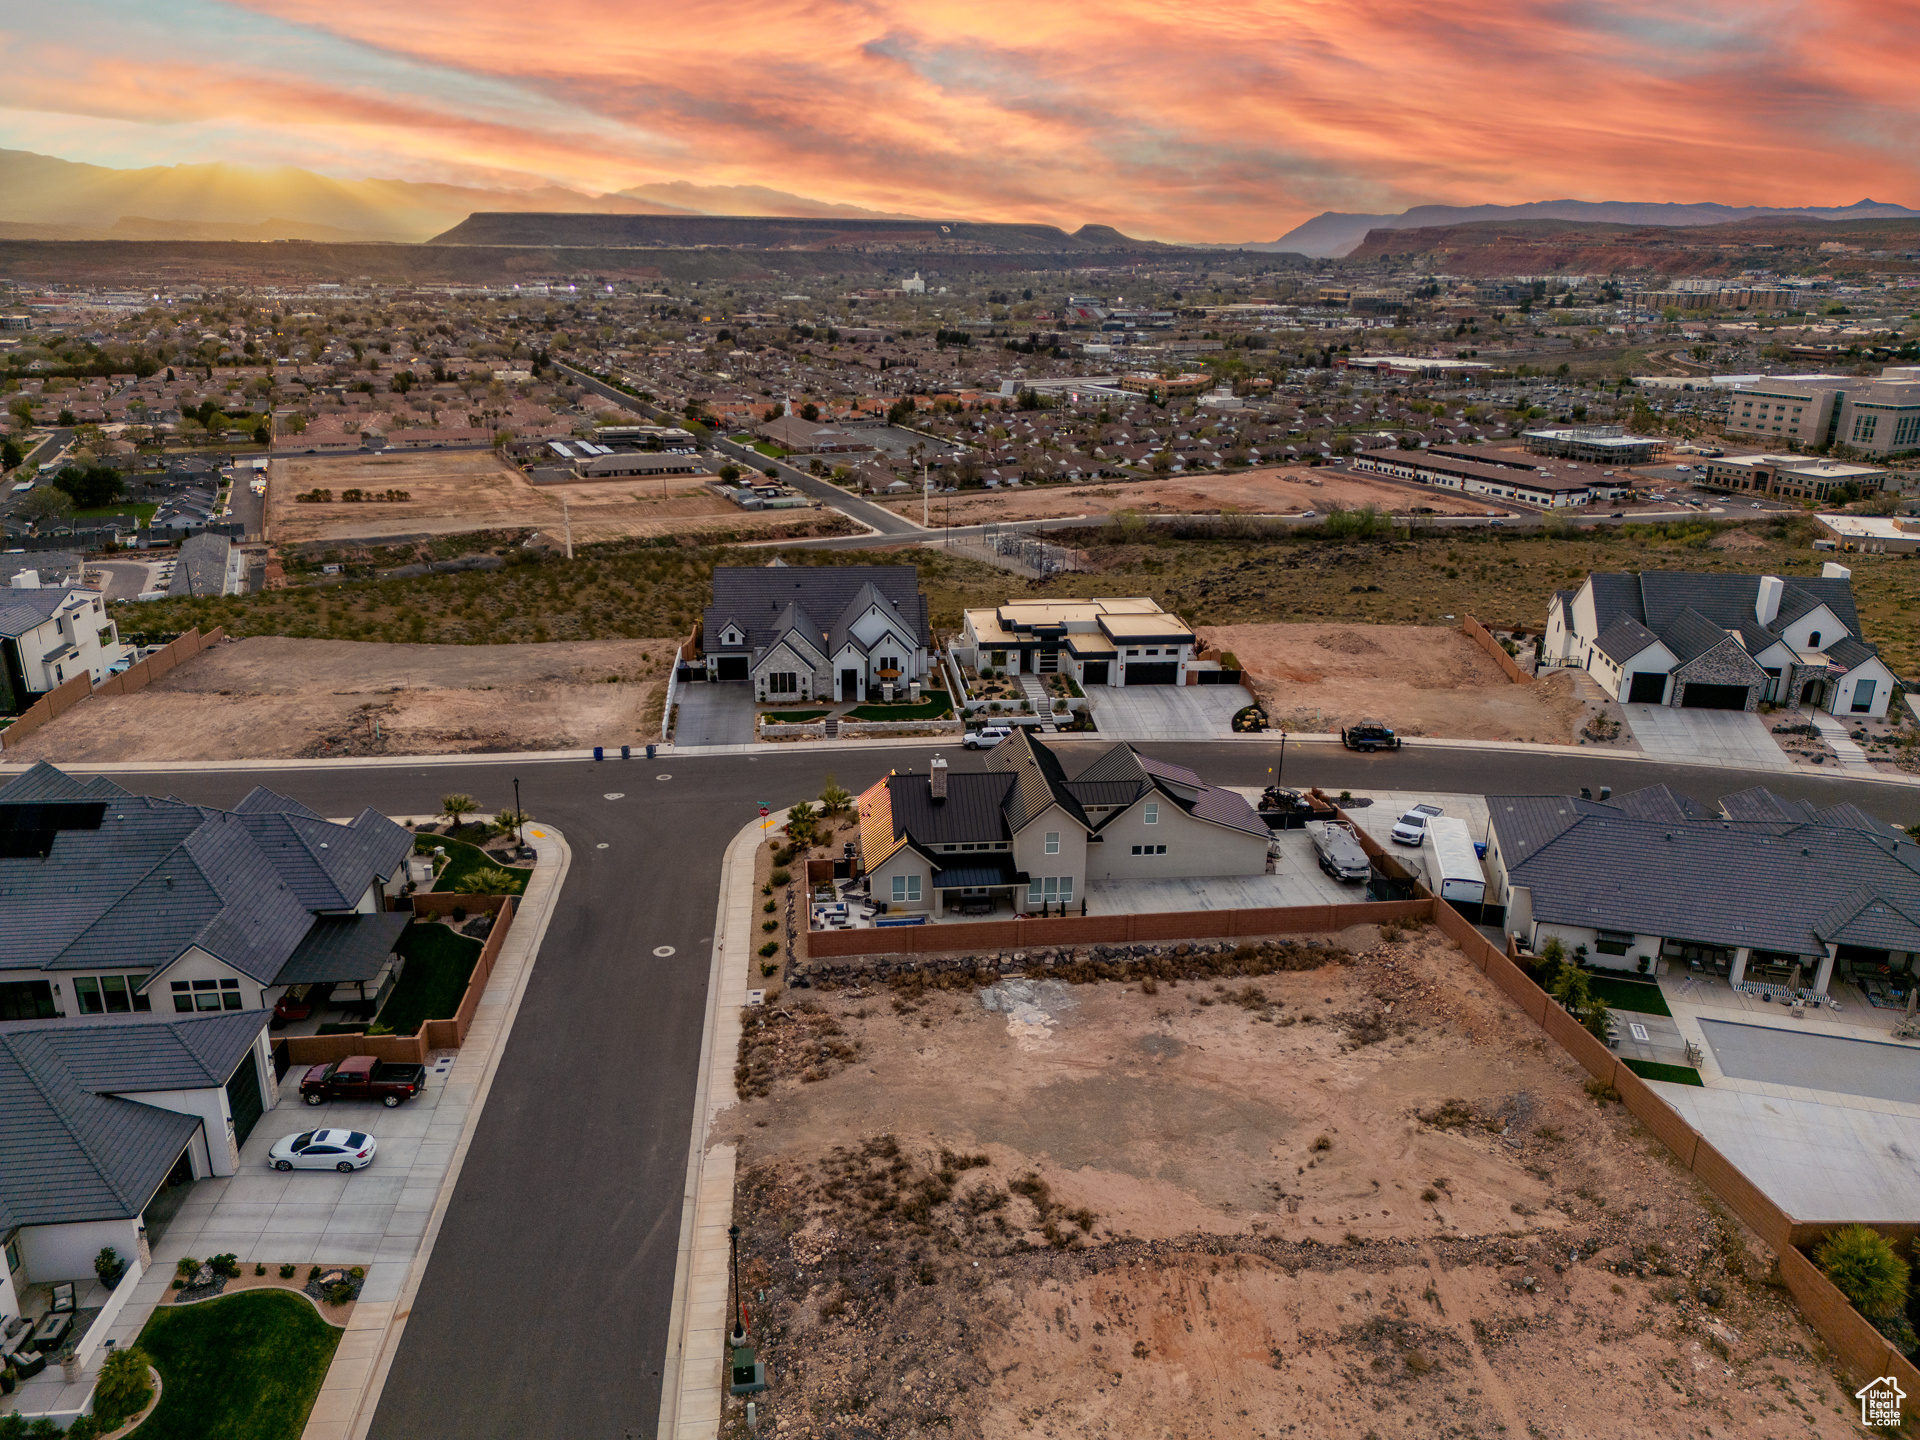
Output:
[266,451,815,547]
[719,925,1864,1440]
[4,636,676,761]
[1206,621,1595,742]
[880,465,1512,526]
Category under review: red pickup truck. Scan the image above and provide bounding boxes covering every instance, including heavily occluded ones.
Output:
[300,1055,427,1108]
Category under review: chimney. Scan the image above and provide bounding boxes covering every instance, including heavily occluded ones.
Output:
[10,570,39,590]
[1754,574,1784,627]
[929,756,948,803]
[1821,561,1852,581]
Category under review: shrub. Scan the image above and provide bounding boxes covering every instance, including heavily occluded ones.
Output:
[95,1246,122,1284]
[91,1346,155,1431]
[1816,1224,1909,1319]
[209,1252,241,1277]
[758,941,779,958]
[770,868,791,887]
[350,1266,366,1279]
[454,867,516,894]
[279,1263,297,1278]
[761,961,780,977]
[255,1262,267,1276]
[325,1280,355,1305]
[175,1257,201,1281]
[762,919,777,933]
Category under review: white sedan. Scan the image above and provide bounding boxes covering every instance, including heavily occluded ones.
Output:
[267,1129,378,1173]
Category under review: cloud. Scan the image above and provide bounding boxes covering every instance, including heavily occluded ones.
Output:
[0,0,1913,240]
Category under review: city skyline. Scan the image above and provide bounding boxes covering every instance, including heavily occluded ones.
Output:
[1,0,1917,243]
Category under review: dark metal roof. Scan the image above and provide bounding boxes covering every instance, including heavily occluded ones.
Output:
[930,859,1027,889]
[886,771,1013,845]
[274,910,412,985]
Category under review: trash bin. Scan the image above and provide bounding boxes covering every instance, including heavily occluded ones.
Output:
[593,746,604,761]
[621,744,630,759]
[646,743,657,760]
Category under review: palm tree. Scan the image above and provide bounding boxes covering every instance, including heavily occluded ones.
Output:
[440,793,478,829]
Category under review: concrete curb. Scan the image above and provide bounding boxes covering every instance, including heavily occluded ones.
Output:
[294,821,572,1440]
[656,813,775,1440]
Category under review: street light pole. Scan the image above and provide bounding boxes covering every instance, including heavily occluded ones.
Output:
[513,776,523,847]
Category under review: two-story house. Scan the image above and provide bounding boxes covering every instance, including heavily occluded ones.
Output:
[0,762,413,1029]
[854,731,1268,917]
[1541,567,1893,716]
[0,574,132,713]
[702,564,930,704]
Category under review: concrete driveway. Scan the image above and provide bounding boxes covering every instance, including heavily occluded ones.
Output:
[1621,704,1794,772]
[1088,684,1250,741]
[673,680,757,746]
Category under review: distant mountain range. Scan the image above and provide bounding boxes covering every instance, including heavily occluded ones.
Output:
[0,149,926,244]
[429,213,1163,252]
[1262,199,1920,258]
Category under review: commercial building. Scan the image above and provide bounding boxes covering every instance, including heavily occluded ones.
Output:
[701,564,930,703]
[1721,367,1920,456]
[1348,449,1630,507]
[1334,356,1492,380]
[959,598,1195,687]
[1116,373,1211,400]
[1696,454,1886,503]
[1542,567,1894,716]
[1815,513,1920,555]
[1520,425,1663,466]
[854,732,1268,918]
[1484,782,1918,997]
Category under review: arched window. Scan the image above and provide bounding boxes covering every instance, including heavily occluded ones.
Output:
[1808,631,1821,648]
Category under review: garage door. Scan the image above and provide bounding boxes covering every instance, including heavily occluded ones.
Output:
[715,656,749,681]
[225,1047,264,1148]
[1627,671,1668,704]
[1681,683,1750,710]
[1125,663,1178,685]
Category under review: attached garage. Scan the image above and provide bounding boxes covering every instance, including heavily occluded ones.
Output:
[715,656,750,681]
[1681,683,1751,710]
[1626,671,1668,704]
[1081,661,1110,686]
[225,1047,265,1147]
[1124,662,1178,686]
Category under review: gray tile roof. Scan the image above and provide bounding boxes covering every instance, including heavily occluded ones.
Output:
[1594,615,1662,664]
[275,911,412,986]
[0,587,73,639]
[1582,570,1870,668]
[988,730,1090,833]
[1490,788,1920,958]
[21,1010,270,1093]
[0,1017,239,1230]
[0,763,409,987]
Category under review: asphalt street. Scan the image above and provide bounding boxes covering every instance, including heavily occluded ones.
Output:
[74,740,1919,1440]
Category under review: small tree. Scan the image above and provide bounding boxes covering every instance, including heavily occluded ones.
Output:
[1816,1224,1909,1319]
[18,487,73,525]
[819,776,853,818]
[1582,995,1611,1042]
[786,800,819,848]
[440,793,478,828]
[492,808,526,837]
[90,1346,155,1432]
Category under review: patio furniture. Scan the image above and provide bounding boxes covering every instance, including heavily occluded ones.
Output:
[28,1311,70,1353]
[49,1282,74,1313]
[11,1346,46,1379]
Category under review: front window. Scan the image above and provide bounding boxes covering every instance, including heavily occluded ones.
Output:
[1143,803,1158,825]
[891,874,921,903]
[1044,832,1060,855]
[1026,877,1073,905]
[767,672,798,695]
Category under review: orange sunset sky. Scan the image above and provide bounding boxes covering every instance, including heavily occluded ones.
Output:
[2,0,1917,241]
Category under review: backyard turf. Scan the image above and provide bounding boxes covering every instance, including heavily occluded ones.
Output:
[132,1288,342,1440]
[376,922,484,1035]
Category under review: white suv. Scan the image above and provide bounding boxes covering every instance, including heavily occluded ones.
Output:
[1390,803,1443,846]
[964,724,1013,750]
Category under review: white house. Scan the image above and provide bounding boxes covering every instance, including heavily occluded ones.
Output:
[702,564,930,703]
[1542,567,1893,717]
[958,598,1196,687]
[0,574,131,710]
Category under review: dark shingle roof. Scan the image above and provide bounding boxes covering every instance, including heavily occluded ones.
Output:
[274,910,412,985]
[1594,615,1663,664]
[703,565,928,655]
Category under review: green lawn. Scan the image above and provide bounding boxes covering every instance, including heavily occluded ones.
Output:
[1589,975,1672,1016]
[71,502,158,524]
[1622,1057,1704,1087]
[763,709,829,723]
[132,1288,341,1440]
[424,833,529,895]
[376,922,484,1035]
[748,441,789,459]
[847,694,954,722]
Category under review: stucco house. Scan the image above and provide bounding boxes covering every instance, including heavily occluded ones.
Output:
[1484,783,1920,996]
[0,763,413,1028]
[854,730,1268,917]
[702,564,930,703]
[0,574,131,712]
[958,598,1196,687]
[1541,567,1893,716]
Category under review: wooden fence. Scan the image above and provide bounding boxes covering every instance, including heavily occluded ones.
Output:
[1427,899,1920,1393]
[1460,614,1532,685]
[280,894,518,1066]
[1,626,224,750]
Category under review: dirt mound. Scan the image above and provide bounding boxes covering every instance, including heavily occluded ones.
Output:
[1315,628,1384,656]
[1712,527,1772,551]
